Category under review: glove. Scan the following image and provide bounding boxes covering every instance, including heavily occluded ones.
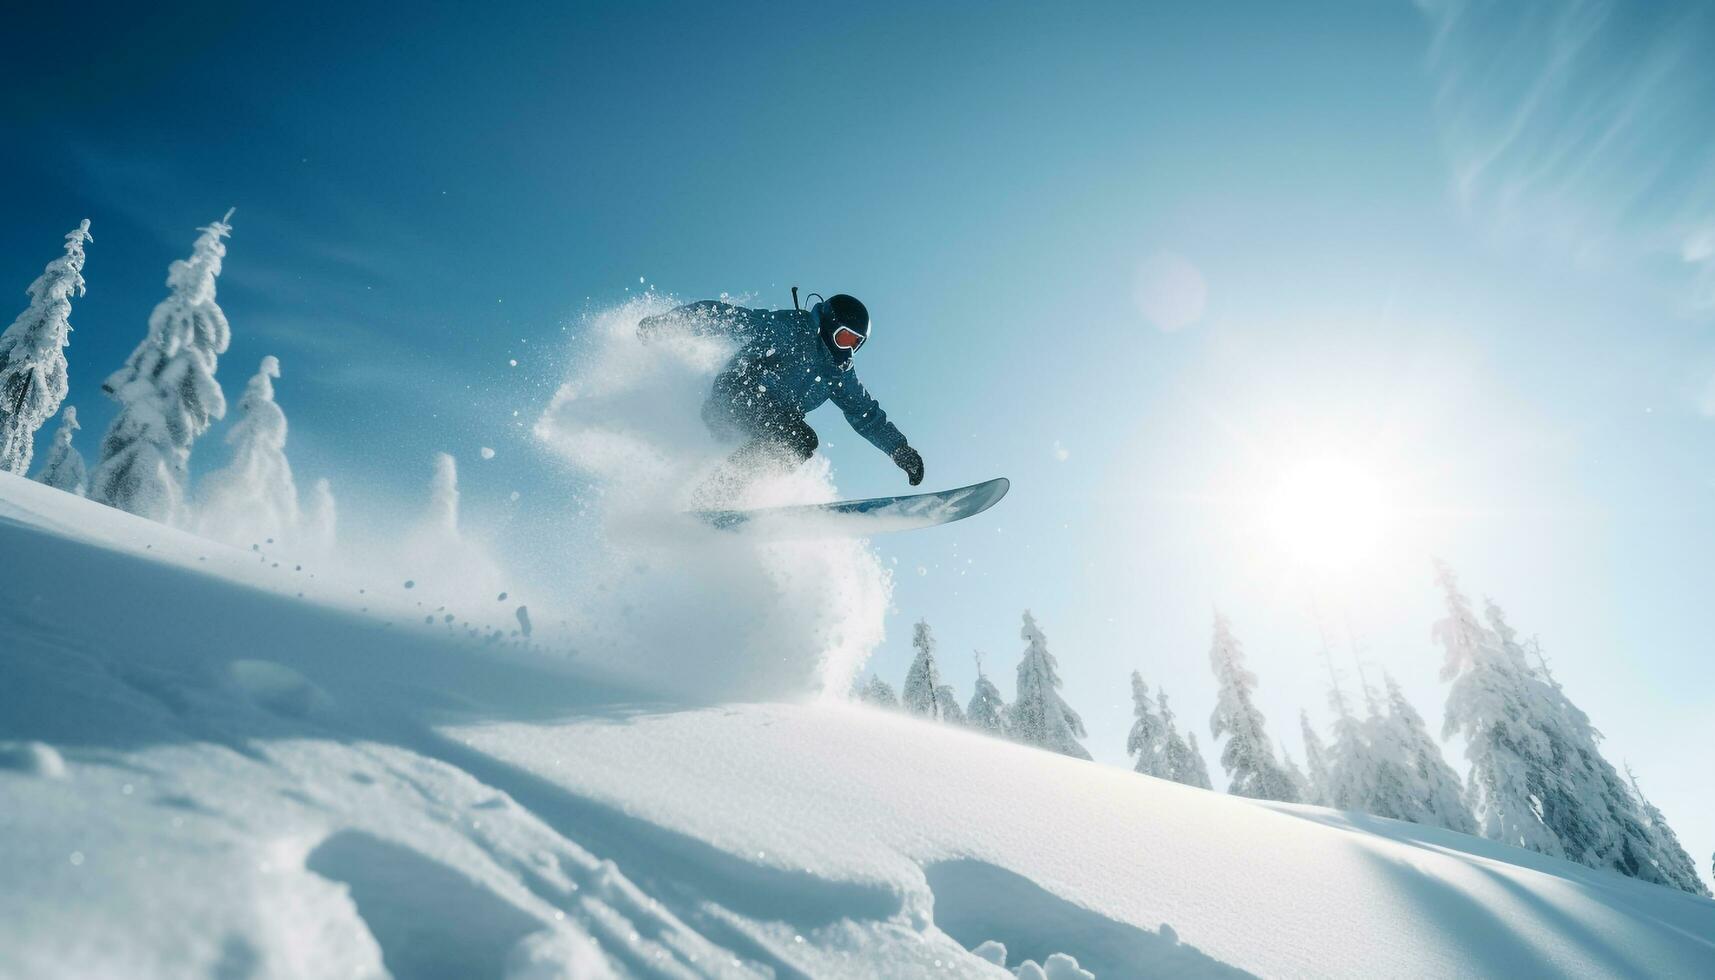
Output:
[892,445,924,487]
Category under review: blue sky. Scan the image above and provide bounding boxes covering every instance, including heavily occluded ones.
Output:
[5,2,1712,877]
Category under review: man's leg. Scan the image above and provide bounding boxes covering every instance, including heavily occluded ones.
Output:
[697,385,818,503]
[727,405,817,473]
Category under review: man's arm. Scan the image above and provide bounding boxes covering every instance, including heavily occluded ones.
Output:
[637,301,756,341]
[830,371,924,485]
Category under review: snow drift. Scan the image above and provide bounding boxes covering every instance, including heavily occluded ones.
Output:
[3,472,1714,978]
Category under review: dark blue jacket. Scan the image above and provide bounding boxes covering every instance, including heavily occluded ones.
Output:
[640,301,908,455]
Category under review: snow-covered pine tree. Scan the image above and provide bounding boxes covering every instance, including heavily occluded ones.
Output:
[1282,750,1313,802]
[32,406,87,496]
[197,356,299,547]
[859,674,899,708]
[966,653,1008,736]
[1625,765,1709,898]
[1323,680,1376,813]
[92,212,234,523]
[1007,611,1092,760]
[1434,563,1563,857]
[901,620,947,720]
[936,685,966,725]
[1299,710,1331,806]
[1381,672,1476,834]
[1184,732,1215,790]
[425,451,460,533]
[1355,689,1418,823]
[0,220,92,476]
[1127,672,1168,777]
[302,477,337,553]
[1207,612,1298,801]
[1483,597,1709,895]
[1156,688,1213,789]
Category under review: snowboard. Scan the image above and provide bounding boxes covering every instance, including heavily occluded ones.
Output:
[692,477,1009,536]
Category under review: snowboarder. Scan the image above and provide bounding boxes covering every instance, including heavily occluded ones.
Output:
[638,293,925,488]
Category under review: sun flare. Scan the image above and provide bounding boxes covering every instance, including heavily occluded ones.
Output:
[1264,458,1392,572]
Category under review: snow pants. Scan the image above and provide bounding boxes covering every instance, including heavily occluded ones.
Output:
[702,372,818,471]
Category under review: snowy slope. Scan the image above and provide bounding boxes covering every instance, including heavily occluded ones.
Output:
[3,471,1713,979]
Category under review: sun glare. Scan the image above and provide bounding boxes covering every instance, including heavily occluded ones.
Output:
[1264,458,1392,572]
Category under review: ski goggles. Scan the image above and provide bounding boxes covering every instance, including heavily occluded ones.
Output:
[830,324,866,351]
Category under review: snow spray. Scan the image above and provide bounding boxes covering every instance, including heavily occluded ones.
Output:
[534,297,890,701]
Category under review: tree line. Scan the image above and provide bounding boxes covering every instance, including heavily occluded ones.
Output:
[859,564,1709,897]
[0,214,333,551]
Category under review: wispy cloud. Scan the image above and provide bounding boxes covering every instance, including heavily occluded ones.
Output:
[1414,0,1715,314]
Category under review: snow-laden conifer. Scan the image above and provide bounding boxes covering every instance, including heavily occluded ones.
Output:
[1299,710,1331,806]
[1625,765,1709,897]
[1355,692,1416,822]
[92,212,233,522]
[1381,672,1476,834]
[859,674,899,708]
[1007,611,1091,760]
[425,451,460,533]
[1434,563,1565,857]
[1282,750,1313,803]
[1476,595,1709,895]
[1154,688,1212,789]
[1323,682,1376,812]
[901,620,947,720]
[302,477,337,553]
[966,653,1008,736]
[0,220,92,476]
[400,451,506,598]
[1494,599,1707,894]
[1322,662,1448,828]
[1207,612,1298,801]
[197,356,299,547]
[935,685,966,725]
[32,405,87,496]
[1182,731,1214,790]
[1127,672,1168,777]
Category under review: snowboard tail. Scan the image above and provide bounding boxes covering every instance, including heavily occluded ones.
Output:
[692,477,1009,537]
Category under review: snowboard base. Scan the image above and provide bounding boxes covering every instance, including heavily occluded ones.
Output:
[691,477,1009,537]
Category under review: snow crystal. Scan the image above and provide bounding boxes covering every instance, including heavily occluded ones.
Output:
[481,447,496,460]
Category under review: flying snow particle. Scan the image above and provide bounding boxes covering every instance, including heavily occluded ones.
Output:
[1052,440,1070,462]
[480,447,495,460]
[509,359,518,367]
[403,580,415,589]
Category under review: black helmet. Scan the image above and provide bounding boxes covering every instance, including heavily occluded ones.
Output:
[814,294,870,357]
